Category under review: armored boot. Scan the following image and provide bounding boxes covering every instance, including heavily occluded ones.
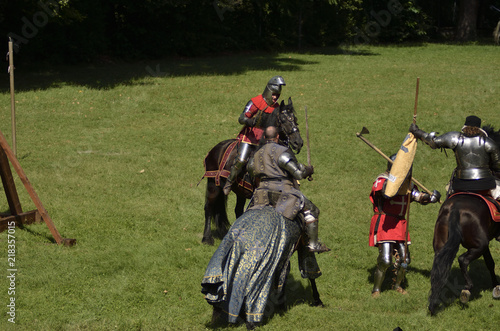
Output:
[372,266,386,298]
[304,212,330,253]
[393,266,407,294]
[393,243,409,294]
[223,159,244,195]
[372,243,391,297]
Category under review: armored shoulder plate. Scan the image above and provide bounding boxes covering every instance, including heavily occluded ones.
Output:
[278,151,306,180]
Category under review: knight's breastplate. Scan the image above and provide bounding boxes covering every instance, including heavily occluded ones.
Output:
[454,136,493,179]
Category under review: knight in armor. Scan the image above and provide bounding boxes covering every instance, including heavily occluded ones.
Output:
[410,115,500,197]
[246,126,330,253]
[370,154,440,298]
[223,76,286,196]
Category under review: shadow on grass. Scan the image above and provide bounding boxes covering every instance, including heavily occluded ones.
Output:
[203,272,322,329]
[0,47,380,92]
[365,256,498,311]
[16,224,57,244]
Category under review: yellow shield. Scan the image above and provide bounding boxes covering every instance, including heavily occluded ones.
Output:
[385,132,417,197]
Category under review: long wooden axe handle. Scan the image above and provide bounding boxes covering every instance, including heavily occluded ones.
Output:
[304,106,313,181]
[356,129,439,201]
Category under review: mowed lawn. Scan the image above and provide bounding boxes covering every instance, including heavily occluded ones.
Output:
[0,43,499,330]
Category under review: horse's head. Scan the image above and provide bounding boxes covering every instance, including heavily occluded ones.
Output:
[277,97,303,154]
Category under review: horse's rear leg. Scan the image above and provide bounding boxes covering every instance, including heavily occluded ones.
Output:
[457,246,484,303]
[483,247,499,287]
[202,178,219,245]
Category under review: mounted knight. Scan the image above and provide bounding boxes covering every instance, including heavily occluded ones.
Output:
[410,115,500,199]
[223,76,287,195]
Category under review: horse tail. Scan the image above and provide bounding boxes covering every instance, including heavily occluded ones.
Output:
[428,207,462,315]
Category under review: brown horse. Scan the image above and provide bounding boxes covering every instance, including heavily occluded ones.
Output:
[201,97,303,245]
[428,125,500,315]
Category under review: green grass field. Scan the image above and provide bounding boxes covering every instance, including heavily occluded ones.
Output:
[1,43,499,330]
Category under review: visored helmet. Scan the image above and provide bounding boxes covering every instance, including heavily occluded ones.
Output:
[262,76,286,105]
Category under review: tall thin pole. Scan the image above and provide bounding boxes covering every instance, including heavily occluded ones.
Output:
[8,38,16,157]
[404,77,419,267]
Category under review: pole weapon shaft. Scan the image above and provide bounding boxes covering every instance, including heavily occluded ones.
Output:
[304,106,312,181]
[405,77,420,265]
[355,132,439,202]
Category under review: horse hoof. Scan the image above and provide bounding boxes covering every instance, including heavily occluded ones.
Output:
[493,286,500,299]
[311,299,324,307]
[460,289,471,303]
[202,237,214,246]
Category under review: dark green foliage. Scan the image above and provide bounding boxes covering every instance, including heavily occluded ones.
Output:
[1,0,500,64]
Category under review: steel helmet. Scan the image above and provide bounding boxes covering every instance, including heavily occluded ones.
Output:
[262,76,286,105]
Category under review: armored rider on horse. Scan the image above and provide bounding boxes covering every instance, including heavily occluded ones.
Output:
[223,76,287,196]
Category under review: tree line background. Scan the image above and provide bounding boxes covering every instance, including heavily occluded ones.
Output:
[1,0,500,65]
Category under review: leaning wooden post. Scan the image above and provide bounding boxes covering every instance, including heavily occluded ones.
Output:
[0,128,75,246]
[8,38,16,157]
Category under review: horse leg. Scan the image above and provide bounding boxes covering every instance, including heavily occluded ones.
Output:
[309,279,324,307]
[202,178,218,245]
[234,193,246,218]
[457,247,484,303]
[483,246,499,288]
[213,184,230,239]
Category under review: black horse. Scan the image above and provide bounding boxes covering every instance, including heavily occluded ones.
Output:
[201,97,303,245]
[428,125,500,315]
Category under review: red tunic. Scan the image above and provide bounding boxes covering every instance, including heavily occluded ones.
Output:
[369,176,411,247]
[237,95,278,145]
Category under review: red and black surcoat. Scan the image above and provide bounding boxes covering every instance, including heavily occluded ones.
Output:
[369,175,411,247]
[237,95,278,145]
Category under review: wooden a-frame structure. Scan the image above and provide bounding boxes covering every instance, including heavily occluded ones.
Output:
[0,129,75,246]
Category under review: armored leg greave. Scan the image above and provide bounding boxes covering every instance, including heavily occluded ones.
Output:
[394,242,410,291]
[372,243,392,294]
[223,143,252,195]
[304,211,330,253]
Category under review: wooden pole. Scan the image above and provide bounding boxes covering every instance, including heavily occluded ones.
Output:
[404,77,420,267]
[0,128,75,245]
[355,131,437,199]
[304,106,312,181]
[413,77,419,124]
[8,38,16,157]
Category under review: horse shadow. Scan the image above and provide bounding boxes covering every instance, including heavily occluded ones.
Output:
[366,257,496,302]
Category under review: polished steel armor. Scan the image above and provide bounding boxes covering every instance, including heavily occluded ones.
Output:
[420,130,500,180]
[278,151,309,180]
[238,100,255,126]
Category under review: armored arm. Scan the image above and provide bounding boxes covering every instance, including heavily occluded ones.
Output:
[238,100,257,127]
[411,187,441,204]
[409,123,438,148]
[409,123,459,150]
[278,151,313,180]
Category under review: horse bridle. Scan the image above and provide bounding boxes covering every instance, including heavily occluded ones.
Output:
[276,107,299,147]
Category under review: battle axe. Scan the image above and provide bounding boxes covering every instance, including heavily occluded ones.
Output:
[356,126,438,201]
